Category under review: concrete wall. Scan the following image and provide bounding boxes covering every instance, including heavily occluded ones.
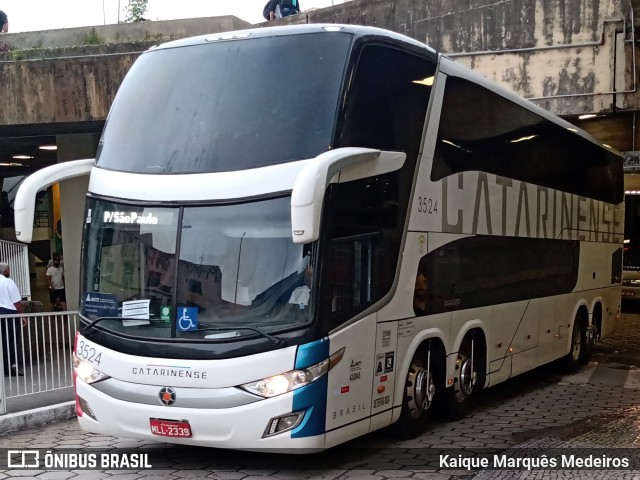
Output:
[2,16,251,50]
[1,1,635,126]
[0,16,251,126]
[0,52,137,125]
[290,0,637,117]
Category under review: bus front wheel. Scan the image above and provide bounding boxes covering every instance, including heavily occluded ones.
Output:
[396,352,437,437]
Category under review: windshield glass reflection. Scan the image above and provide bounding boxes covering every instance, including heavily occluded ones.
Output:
[81,197,313,340]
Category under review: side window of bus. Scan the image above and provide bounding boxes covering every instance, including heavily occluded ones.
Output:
[337,44,435,158]
[322,45,436,329]
[431,76,623,204]
[320,175,395,329]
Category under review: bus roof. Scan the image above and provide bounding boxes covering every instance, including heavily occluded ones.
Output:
[147,23,438,60]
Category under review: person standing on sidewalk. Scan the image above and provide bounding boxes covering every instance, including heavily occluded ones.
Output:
[46,253,66,311]
[0,262,25,376]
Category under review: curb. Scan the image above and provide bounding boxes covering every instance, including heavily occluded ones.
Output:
[0,401,76,434]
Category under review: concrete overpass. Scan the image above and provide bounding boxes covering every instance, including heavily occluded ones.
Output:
[0,0,639,307]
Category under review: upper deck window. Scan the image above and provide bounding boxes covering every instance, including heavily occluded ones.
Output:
[96,32,351,174]
[431,76,623,204]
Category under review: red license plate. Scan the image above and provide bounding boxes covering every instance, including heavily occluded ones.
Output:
[149,418,192,438]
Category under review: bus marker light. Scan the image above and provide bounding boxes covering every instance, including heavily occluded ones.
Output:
[377,386,385,394]
[447,379,454,385]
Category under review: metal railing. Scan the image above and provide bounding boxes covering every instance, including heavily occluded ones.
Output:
[34,210,50,227]
[0,239,31,300]
[0,311,78,415]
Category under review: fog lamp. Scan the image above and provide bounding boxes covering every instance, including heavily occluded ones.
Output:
[77,396,98,421]
[263,412,305,438]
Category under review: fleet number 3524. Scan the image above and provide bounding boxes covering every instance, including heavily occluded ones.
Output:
[76,340,102,366]
[417,197,437,214]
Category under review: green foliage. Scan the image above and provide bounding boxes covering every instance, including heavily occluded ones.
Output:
[9,49,24,60]
[124,0,149,23]
[81,28,102,46]
[143,32,164,42]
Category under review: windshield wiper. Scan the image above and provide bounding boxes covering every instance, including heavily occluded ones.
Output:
[79,316,124,334]
[199,326,285,347]
[80,317,285,347]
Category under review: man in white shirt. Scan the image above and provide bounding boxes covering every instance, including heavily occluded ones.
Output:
[0,262,25,376]
[46,254,66,311]
[288,263,313,309]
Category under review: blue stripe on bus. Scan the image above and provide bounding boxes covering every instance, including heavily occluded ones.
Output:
[291,338,329,438]
[294,337,329,369]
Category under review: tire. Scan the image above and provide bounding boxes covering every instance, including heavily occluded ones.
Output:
[584,309,601,362]
[444,349,477,421]
[583,321,598,362]
[562,320,586,373]
[395,353,437,438]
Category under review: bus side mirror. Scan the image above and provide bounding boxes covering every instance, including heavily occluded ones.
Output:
[14,159,94,243]
[290,147,406,244]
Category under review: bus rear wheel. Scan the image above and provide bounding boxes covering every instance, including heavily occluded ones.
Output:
[396,353,436,437]
[444,350,477,420]
[562,320,586,373]
[584,308,601,360]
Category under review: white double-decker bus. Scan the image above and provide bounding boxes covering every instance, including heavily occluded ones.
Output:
[15,24,623,451]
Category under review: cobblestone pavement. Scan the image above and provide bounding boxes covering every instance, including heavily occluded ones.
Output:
[1,310,640,479]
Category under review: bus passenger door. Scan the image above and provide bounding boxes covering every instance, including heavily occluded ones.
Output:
[325,314,377,444]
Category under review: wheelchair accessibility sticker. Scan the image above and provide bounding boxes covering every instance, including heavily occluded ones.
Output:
[177,307,198,331]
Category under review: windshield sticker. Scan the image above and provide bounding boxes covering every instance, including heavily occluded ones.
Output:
[160,305,171,323]
[83,292,119,317]
[177,307,198,331]
[122,299,151,326]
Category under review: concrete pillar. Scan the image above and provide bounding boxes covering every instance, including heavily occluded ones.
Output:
[56,133,99,310]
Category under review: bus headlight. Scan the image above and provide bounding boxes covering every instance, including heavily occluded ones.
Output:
[73,355,110,384]
[240,347,345,398]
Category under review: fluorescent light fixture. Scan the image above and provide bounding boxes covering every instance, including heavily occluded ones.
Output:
[0,163,24,167]
[603,144,612,149]
[510,135,537,143]
[12,155,33,160]
[413,76,434,86]
[442,139,460,148]
[578,114,597,120]
[39,145,57,151]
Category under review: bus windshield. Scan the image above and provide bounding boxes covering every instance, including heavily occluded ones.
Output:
[95,32,351,174]
[80,196,313,340]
